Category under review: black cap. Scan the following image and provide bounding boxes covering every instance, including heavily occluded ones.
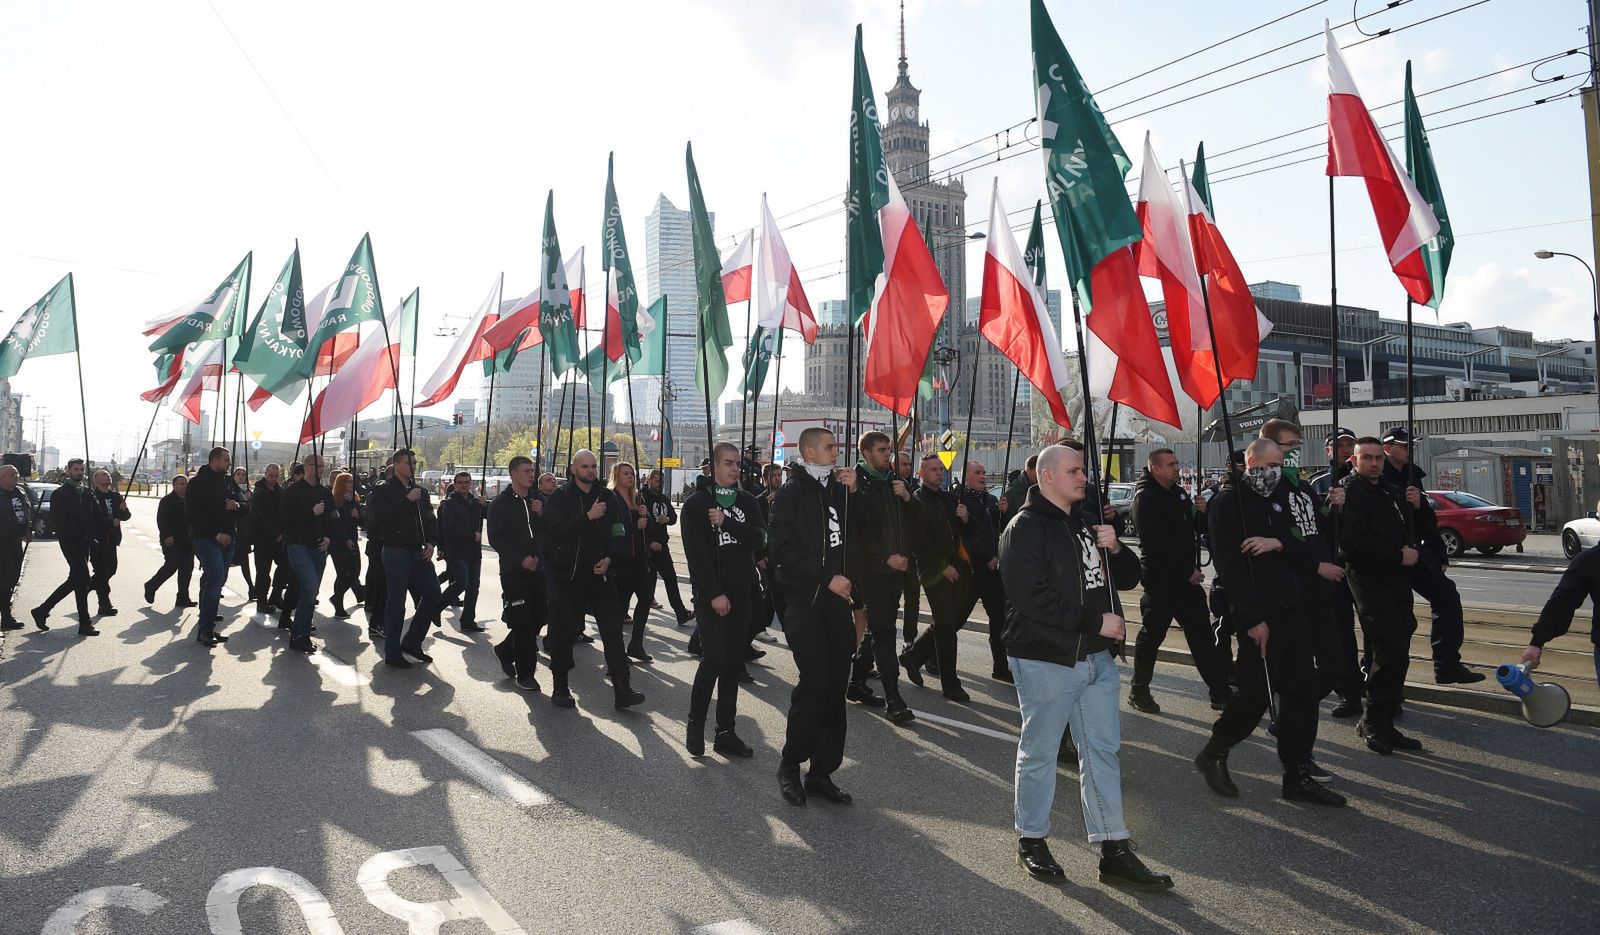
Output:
[1323,426,1355,447]
[1381,427,1413,444]
[698,457,712,469]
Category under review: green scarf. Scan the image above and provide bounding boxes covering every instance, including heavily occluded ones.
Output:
[712,484,738,508]
[857,461,889,482]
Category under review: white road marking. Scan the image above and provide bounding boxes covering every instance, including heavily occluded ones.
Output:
[410,729,553,807]
[693,921,777,935]
[357,846,528,935]
[310,651,369,686]
[910,710,1018,742]
[42,885,168,934]
[205,868,345,935]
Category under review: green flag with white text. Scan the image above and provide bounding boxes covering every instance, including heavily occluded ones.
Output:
[149,253,252,353]
[634,295,667,377]
[740,326,781,402]
[602,153,642,361]
[399,288,419,357]
[1404,61,1453,310]
[686,143,732,403]
[0,274,77,379]
[233,246,308,404]
[539,192,581,375]
[847,25,889,329]
[305,233,385,371]
[1190,143,1214,219]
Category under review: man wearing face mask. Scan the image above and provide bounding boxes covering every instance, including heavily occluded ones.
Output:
[1340,437,1425,755]
[1194,438,1345,807]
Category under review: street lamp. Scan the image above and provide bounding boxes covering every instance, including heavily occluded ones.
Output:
[1535,249,1600,426]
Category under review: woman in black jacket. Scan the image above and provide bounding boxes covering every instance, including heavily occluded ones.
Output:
[609,462,657,663]
[329,472,366,617]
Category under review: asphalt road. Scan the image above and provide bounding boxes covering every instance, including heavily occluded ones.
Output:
[2,500,1597,934]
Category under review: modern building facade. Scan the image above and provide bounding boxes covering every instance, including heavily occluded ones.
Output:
[640,194,713,429]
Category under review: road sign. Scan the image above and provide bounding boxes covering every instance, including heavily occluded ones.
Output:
[251,441,262,451]
[252,430,262,441]
[773,430,787,448]
[660,456,683,468]
[773,448,785,463]
[939,430,955,451]
[937,449,956,470]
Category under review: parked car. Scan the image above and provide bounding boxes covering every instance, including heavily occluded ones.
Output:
[25,482,59,539]
[1561,510,1600,559]
[1107,482,1134,535]
[1425,490,1526,557]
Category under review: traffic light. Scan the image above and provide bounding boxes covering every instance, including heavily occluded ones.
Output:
[453,412,464,426]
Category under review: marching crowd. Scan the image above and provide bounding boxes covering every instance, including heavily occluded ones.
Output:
[4,416,1594,893]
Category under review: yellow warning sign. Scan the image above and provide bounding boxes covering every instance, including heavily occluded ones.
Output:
[937,449,956,470]
[659,456,683,468]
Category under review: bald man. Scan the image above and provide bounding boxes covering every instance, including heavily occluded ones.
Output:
[88,468,131,618]
[0,465,32,630]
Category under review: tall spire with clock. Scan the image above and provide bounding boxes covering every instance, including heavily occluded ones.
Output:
[882,1,928,182]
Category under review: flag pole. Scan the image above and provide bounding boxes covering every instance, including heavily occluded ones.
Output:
[533,343,548,477]
[1101,401,1120,504]
[960,325,981,483]
[1068,288,1125,620]
[1328,176,1342,548]
[293,376,312,465]
[601,302,613,473]
[769,347,784,462]
[1000,368,1021,490]
[623,349,641,468]
[551,378,570,472]
[1194,399,1204,567]
[408,288,420,445]
[121,403,163,500]
[480,368,497,489]
[749,335,764,469]
[1404,294,1417,542]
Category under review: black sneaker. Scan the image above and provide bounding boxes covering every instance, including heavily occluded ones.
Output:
[31,607,48,631]
[846,682,885,707]
[461,622,486,633]
[1356,718,1393,756]
[0,618,21,632]
[884,696,916,725]
[289,636,317,654]
[899,651,924,687]
[175,596,197,609]
[515,674,541,693]
[1435,665,1486,685]
[493,640,517,679]
[1195,748,1239,798]
[626,646,653,664]
[1379,722,1423,752]
[1128,689,1161,714]
[713,730,754,758]
[686,719,705,757]
[1098,840,1174,890]
[98,606,119,618]
[401,649,433,665]
[197,633,223,648]
[942,687,972,704]
[1330,695,1362,719]
[144,582,157,605]
[803,775,852,804]
[1283,768,1347,806]
[384,656,413,669]
[1017,837,1065,883]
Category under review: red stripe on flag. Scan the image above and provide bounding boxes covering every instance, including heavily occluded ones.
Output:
[1087,248,1180,427]
[980,252,1072,427]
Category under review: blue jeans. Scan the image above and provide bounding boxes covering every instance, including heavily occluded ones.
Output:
[439,557,481,626]
[192,537,235,638]
[285,544,327,639]
[383,546,441,659]
[1011,651,1130,843]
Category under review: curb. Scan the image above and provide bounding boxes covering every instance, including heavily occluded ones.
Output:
[1449,559,1566,575]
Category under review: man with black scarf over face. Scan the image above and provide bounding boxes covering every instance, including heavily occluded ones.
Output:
[680,441,766,758]
[1194,438,1345,807]
[769,427,858,807]
[542,449,643,711]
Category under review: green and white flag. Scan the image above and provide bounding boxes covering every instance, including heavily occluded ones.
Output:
[686,143,733,402]
[148,253,253,353]
[233,246,308,405]
[538,192,581,375]
[0,274,77,379]
[1190,143,1214,219]
[633,295,667,377]
[580,343,626,390]
[602,153,642,362]
[1404,60,1453,311]
[740,325,782,402]
[847,25,889,329]
[399,288,419,357]
[305,233,385,368]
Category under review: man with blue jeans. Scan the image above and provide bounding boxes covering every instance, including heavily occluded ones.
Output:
[998,441,1171,890]
[281,453,336,655]
[437,471,484,633]
[185,447,244,647]
[367,449,441,668]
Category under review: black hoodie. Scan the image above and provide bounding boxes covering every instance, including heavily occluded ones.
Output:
[999,487,1140,666]
[542,479,626,579]
[767,462,847,604]
[911,482,992,588]
[1131,472,1203,586]
[847,462,916,580]
[186,465,243,540]
[487,485,544,575]
[1207,476,1316,627]
[682,478,765,599]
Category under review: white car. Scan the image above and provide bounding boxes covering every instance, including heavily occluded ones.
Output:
[1560,511,1600,559]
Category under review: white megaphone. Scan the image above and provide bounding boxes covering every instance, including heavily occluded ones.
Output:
[1495,664,1571,728]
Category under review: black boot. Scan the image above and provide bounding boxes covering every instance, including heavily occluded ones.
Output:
[613,676,645,710]
[778,762,806,806]
[626,640,652,664]
[846,681,885,707]
[550,671,575,709]
[803,774,851,804]
[1330,693,1362,719]
[1356,716,1393,755]
[713,729,754,758]
[898,650,924,687]
[883,684,915,725]
[1128,686,1161,714]
[1282,765,1347,806]
[30,607,48,631]
[1098,840,1174,890]
[1194,744,1238,798]
[686,719,705,757]
[1379,720,1423,752]
[1017,837,1065,883]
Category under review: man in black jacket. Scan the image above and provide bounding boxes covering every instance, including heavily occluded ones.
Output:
[368,449,443,668]
[541,449,643,710]
[438,471,486,633]
[251,464,288,615]
[845,431,917,725]
[0,465,31,630]
[183,447,245,646]
[899,453,991,703]
[33,458,99,635]
[363,464,392,640]
[280,453,336,654]
[680,441,765,757]
[1129,448,1231,712]
[87,469,131,618]
[643,469,693,625]
[1382,427,1482,685]
[896,450,920,644]
[1341,437,1425,755]
[769,427,857,806]
[956,459,1011,685]
[999,441,1170,890]
[144,473,195,609]
[1194,439,1345,807]
[488,456,546,692]
[1523,542,1600,683]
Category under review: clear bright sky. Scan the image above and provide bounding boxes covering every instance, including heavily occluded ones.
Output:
[0,0,1590,460]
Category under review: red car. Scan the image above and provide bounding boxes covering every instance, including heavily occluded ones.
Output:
[1425,490,1527,557]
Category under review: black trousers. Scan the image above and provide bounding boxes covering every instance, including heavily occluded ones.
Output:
[904,573,971,694]
[39,541,91,623]
[0,542,22,622]
[90,541,119,608]
[547,570,631,689]
[1347,575,1417,721]
[613,558,655,650]
[1133,580,1233,700]
[498,566,547,678]
[971,564,1008,674]
[1207,608,1320,771]
[331,548,364,605]
[364,547,387,629]
[146,544,194,600]
[1330,578,1364,699]
[850,573,905,689]
[650,543,690,616]
[254,539,288,604]
[781,590,855,779]
[1411,560,1465,669]
[901,566,921,643]
[1301,581,1345,702]
[690,585,755,731]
